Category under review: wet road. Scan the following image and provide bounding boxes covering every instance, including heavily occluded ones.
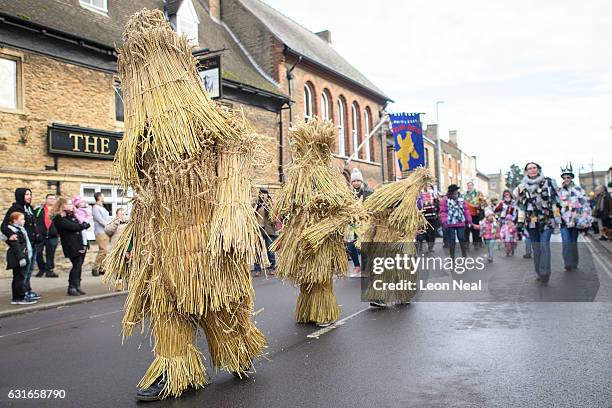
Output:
[1,238,611,408]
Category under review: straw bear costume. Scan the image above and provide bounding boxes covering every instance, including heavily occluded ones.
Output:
[104,10,266,399]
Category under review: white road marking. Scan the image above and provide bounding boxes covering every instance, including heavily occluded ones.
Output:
[0,327,40,339]
[88,309,123,319]
[306,306,370,339]
[584,239,612,279]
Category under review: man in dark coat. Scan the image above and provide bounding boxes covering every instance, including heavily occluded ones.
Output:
[1,188,41,299]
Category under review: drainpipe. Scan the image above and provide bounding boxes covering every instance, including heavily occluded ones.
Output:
[286,56,302,126]
[278,103,290,183]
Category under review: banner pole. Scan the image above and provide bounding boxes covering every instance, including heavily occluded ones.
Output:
[345,115,389,165]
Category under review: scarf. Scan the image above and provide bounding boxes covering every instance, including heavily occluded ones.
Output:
[521,174,544,193]
[44,205,52,230]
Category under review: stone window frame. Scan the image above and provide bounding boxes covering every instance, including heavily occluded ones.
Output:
[79,0,108,15]
[303,82,315,122]
[0,49,25,115]
[320,88,332,122]
[336,96,347,157]
[363,106,374,163]
[350,101,361,158]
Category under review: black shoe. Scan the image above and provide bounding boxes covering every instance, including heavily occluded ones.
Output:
[27,291,41,300]
[92,269,100,277]
[136,374,167,402]
[540,274,550,283]
[523,253,532,259]
[564,266,573,272]
[35,271,45,277]
[67,287,80,296]
[369,301,387,308]
[46,272,59,278]
[77,287,87,295]
[599,236,608,241]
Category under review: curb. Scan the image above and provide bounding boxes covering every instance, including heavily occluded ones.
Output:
[0,291,126,319]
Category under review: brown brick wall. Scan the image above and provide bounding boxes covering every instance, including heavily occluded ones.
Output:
[279,62,388,187]
[0,47,118,207]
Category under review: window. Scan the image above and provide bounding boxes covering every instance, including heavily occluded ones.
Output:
[303,83,314,121]
[176,0,200,46]
[424,147,429,167]
[364,107,373,161]
[81,184,133,240]
[0,55,22,111]
[337,98,346,156]
[351,102,360,157]
[114,82,124,122]
[79,0,107,13]
[320,90,331,122]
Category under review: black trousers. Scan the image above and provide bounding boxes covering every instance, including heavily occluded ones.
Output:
[469,214,482,246]
[36,236,58,274]
[417,222,437,252]
[68,253,86,289]
[11,266,27,301]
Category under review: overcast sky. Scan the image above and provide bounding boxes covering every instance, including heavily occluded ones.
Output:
[263,0,612,183]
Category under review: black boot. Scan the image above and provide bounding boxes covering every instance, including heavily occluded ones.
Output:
[136,374,167,402]
[46,271,59,278]
[67,287,80,296]
[92,269,100,276]
[77,287,87,295]
[35,271,45,277]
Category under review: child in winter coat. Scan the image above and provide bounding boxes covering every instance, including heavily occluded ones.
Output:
[500,215,519,256]
[479,208,499,262]
[5,212,36,305]
[72,195,92,251]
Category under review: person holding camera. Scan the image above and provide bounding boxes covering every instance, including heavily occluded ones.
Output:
[52,197,91,296]
[253,189,276,276]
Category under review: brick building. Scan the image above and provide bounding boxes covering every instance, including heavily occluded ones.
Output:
[0,0,301,216]
[218,0,394,187]
[0,0,393,216]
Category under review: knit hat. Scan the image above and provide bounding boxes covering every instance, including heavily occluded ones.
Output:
[72,195,86,207]
[350,168,364,183]
[505,214,513,220]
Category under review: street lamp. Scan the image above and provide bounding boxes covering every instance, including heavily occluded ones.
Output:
[436,101,445,192]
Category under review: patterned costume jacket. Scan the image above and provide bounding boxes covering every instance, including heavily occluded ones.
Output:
[517,177,561,231]
[558,183,592,229]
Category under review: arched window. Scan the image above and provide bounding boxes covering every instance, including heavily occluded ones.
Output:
[303,83,314,121]
[364,107,373,161]
[320,90,331,122]
[337,98,346,156]
[351,102,361,157]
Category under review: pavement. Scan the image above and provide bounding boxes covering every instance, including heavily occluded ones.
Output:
[0,237,611,408]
